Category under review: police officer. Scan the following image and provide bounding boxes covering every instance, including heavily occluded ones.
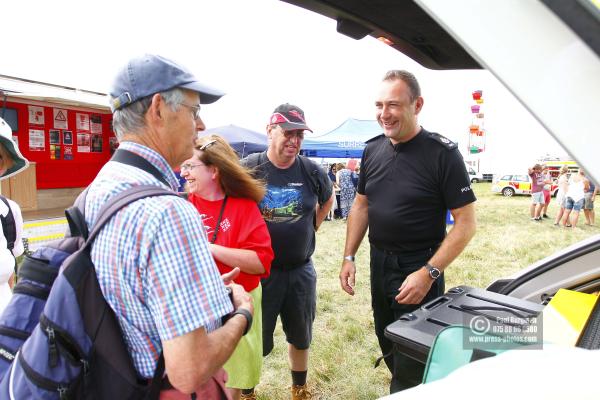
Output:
[339,70,477,393]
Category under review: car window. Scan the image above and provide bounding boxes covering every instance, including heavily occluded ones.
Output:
[501,175,511,180]
[514,175,528,182]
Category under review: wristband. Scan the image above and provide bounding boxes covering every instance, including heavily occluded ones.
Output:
[344,255,355,262]
[230,308,253,336]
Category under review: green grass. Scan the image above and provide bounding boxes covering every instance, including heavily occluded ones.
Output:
[255,183,599,399]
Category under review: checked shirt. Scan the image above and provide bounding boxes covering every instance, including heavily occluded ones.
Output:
[86,142,232,378]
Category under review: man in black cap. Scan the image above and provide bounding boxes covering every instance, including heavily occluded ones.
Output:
[90,54,253,397]
[242,104,334,400]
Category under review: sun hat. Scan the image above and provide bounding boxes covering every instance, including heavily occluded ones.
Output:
[0,117,29,180]
[268,103,312,132]
[109,54,225,112]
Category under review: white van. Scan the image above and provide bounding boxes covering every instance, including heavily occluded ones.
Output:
[464,164,483,183]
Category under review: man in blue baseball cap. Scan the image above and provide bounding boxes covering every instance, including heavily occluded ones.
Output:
[88,54,253,398]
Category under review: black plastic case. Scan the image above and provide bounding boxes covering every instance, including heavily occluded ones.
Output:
[384,285,545,363]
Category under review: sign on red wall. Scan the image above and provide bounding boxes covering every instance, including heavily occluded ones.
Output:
[2,100,115,189]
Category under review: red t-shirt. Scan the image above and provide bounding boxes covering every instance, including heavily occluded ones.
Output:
[188,194,273,291]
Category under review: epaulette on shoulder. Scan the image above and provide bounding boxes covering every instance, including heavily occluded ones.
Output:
[366,134,385,144]
[427,132,457,150]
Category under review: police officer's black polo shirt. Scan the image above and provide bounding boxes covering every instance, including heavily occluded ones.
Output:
[357,128,476,252]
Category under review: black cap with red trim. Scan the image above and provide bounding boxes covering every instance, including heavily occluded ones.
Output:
[269,103,312,132]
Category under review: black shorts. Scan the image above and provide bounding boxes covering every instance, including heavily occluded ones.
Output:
[261,260,317,356]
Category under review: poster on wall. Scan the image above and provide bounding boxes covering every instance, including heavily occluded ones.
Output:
[50,145,61,160]
[63,130,73,145]
[76,113,90,131]
[28,105,45,125]
[49,129,60,145]
[53,108,68,130]
[109,137,119,154]
[64,146,73,160]
[91,135,103,153]
[29,129,45,151]
[90,115,102,134]
[77,132,90,152]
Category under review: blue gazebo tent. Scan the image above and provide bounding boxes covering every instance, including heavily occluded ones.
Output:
[200,124,267,157]
[201,119,382,159]
[300,118,382,158]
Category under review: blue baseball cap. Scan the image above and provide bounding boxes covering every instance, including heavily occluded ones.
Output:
[109,54,225,112]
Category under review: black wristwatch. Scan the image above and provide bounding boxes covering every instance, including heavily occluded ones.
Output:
[230,308,253,336]
[424,263,441,280]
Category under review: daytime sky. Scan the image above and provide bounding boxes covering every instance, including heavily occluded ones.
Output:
[2,0,568,173]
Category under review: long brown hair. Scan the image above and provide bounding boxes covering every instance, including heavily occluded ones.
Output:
[194,134,266,203]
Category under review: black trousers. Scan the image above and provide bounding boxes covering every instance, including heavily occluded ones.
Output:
[369,245,444,393]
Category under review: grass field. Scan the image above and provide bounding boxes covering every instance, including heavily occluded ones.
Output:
[256,183,599,399]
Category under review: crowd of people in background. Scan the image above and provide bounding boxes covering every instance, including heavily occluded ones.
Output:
[530,162,598,228]
[326,161,359,220]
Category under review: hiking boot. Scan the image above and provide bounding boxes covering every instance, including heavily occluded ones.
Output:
[543,214,549,218]
[241,391,257,400]
[291,384,312,400]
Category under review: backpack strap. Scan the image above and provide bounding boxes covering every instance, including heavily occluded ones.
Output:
[297,155,333,206]
[0,195,17,251]
[85,185,177,245]
[112,149,170,187]
[67,149,173,241]
[243,152,332,205]
[60,158,174,393]
[80,187,175,392]
[17,255,58,286]
[297,156,318,200]
[75,186,174,391]
[67,189,90,240]
[242,151,267,170]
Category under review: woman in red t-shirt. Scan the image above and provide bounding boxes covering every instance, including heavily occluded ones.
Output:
[180,135,273,400]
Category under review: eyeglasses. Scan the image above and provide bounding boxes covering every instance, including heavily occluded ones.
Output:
[178,102,202,120]
[199,139,217,151]
[282,130,305,140]
[180,162,206,172]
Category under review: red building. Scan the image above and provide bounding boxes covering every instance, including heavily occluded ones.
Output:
[0,74,117,213]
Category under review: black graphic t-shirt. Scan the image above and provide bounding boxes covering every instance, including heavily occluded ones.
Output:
[258,160,317,269]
